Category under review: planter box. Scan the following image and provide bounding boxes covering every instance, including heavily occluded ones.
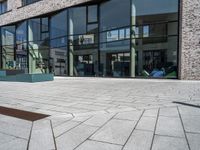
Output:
[0,74,54,83]
[0,71,6,77]
[0,70,25,76]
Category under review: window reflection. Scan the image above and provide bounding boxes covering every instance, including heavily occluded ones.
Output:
[0,0,179,79]
[1,26,15,70]
[28,18,50,74]
[69,5,99,77]
[16,21,28,72]
[0,0,7,14]
[131,0,179,79]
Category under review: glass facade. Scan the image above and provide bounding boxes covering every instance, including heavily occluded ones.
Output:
[16,21,28,72]
[28,18,50,74]
[50,10,68,76]
[0,0,179,79]
[0,0,7,14]
[22,0,41,6]
[100,0,130,77]
[1,26,15,69]
[69,5,99,77]
[131,0,179,78]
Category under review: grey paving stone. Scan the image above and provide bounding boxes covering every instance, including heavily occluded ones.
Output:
[181,115,200,133]
[54,120,80,137]
[72,116,92,122]
[48,114,73,127]
[187,133,200,150]
[114,110,143,121]
[159,107,179,117]
[50,106,90,114]
[0,78,200,150]
[136,116,157,131]
[29,119,55,150]
[90,119,137,145]
[0,138,27,150]
[179,106,200,116]
[0,114,32,128]
[76,140,122,150]
[0,132,16,145]
[0,120,31,139]
[72,103,108,111]
[156,116,185,137]
[143,109,158,117]
[152,135,189,150]
[123,130,153,150]
[83,114,114,127]
[56,124,98,150]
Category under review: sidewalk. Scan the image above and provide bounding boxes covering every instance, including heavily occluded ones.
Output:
[0,77,200,150]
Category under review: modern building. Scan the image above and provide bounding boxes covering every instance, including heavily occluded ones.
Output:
[0,0,199,80]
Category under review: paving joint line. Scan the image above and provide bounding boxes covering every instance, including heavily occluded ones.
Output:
[150,108,160,150]
[88,139,124,146]
[177,106,191,150]
[73,113,118,150]
[0,131,28,141]
[51,117,74,128]
[121,109,145,150]
[55,115,93,139]
[50,120,57,150]
[26,121,33,150]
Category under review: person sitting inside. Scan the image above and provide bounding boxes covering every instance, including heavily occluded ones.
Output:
[150,64,166,78]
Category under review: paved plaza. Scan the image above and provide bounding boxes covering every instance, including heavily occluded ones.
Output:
[0,77,200,150]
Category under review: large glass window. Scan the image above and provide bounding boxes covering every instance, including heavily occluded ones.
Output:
[50,10,68,76]
[131,0,179,79]
[16,21,28,72]
[1,26,15,69]
[69,5,99,77]
[100,0,130,32]
[0,0,180,79]
[0,0,7,14]
[100,0,131,77]
[28,17,49,74]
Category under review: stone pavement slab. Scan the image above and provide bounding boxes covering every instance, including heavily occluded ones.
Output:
[90,119,137,145]
[54,120,81,137]
[187,133,200,150]
[75,140,122,150]
[123,130,154,150]
[0,138,28,150]
[0,132,16,145]
[29,119,55,150]
[0,77,200,150]
[136,116,157,132]
[56,124,98,150]
[155,116,185,138]
[152,135,189,150]
[181,115,200,134]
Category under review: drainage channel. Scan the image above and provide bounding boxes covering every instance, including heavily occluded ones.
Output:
[0,106,49,121]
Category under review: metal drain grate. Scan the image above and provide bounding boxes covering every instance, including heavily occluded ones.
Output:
[0,106,49,121]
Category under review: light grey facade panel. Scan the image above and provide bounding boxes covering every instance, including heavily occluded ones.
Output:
[180,0,200,80]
